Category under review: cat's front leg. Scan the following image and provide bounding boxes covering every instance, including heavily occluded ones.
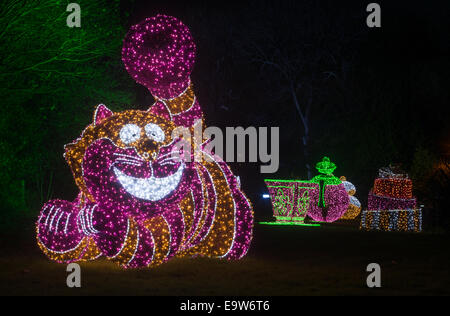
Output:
[91,205,167,268]
[90,206,131,259]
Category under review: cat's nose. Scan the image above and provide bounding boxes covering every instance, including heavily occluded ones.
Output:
[137,140,158,161]
[141,152,157,160]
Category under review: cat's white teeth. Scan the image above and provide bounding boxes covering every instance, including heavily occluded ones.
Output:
[114,164,184,201]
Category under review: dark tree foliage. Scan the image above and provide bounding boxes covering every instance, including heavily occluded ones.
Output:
[0,0,134,220]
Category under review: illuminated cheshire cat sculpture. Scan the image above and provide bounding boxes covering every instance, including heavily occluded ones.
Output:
[36,15,254,268]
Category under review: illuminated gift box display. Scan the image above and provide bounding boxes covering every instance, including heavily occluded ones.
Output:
[36,15,254,268]
[360,166,422,232]
[264,157,349,224]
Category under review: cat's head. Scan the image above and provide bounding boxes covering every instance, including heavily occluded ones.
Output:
[65,103,195,220]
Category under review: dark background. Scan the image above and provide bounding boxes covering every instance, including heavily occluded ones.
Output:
[0,0,449,229]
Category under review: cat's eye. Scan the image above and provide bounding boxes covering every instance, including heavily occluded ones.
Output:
[119,124,141,144]
[145,123,165,142]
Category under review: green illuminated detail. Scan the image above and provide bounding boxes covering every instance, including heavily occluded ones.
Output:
[310,174,342,185]
[265,176,340,186]
[258,222,321,227]
[266,185,296,189]
[274,216,305,222]
[272,188,295,216]
[297,190,310,216]
[265,179,312,183]
[311,157,342,207]
[315,156,336,175]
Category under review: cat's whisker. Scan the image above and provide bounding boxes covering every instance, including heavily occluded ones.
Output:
[116,160,142,166]
[159,158,181,165]
[115,160,144,166]
[113,153,145,162]
[116,157,144,164]
[115,156,145,163]
[160,161,178,167]
[115,160,143,167]
[158,151,180,160]
[159,156,181,162]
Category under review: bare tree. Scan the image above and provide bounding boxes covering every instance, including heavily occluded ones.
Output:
[185,6,243,118]
[235,0,363,178]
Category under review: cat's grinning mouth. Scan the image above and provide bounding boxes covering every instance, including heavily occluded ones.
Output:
[113,164,184,201]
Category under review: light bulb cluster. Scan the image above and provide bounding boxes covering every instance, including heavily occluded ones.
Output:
[373,178,413,199]
[122,14,196,100]
[339,176,362,220]
[360,168,421,232]
[360,209,422,232]
[36,15,254,268]
[307,182,349,222]
[368,192,416,210]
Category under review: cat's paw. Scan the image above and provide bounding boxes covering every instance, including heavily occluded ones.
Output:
[76,203,100,236]
[37,200,84,253]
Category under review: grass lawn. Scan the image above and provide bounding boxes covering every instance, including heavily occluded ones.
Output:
[0,216,449,296]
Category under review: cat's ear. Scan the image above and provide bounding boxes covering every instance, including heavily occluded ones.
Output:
[93,104,113,126]
[148,101,172,121]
